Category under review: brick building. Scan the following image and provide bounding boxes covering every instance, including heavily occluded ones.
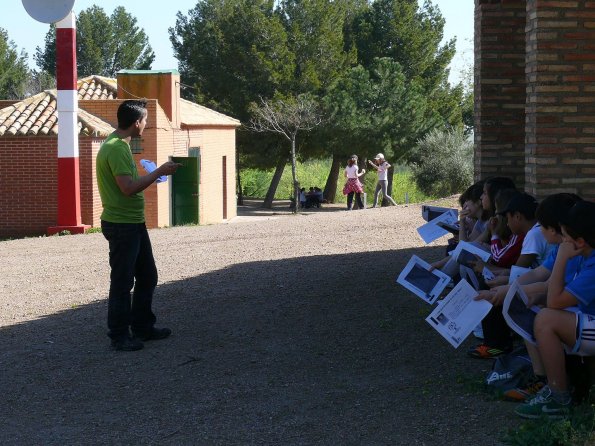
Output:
[475,0,595,199]
[0,70,240,238]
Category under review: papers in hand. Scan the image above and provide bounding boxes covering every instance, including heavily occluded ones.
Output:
[416,209,459,244]
[502,282,540,345]
[397,255,451,305]
[421,205,458,222]
[451,241,491,267]
[140,159,167,183]
[426,279,492,348]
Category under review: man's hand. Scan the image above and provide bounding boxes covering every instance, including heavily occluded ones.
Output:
[158,161,182,176]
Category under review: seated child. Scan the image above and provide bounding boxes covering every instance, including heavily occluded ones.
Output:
[473,193,582,400]
[515,200,595,419]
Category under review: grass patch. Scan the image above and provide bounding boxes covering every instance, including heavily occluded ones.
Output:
[502,402,595,446]
[241,159,433,204]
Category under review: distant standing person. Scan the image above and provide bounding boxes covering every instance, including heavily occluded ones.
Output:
[96,99,181,351]
[343,155,366,210]
[368,153,397,207]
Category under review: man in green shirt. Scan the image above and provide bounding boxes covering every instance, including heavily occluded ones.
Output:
[97,99,180,351]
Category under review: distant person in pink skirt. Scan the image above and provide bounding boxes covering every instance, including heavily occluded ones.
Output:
[343,155,366,210]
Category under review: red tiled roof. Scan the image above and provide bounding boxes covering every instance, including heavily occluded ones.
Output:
[78,75,117,100]
[0,74,239,137]
[0,88,114,137]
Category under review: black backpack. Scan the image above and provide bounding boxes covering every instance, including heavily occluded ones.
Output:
[485,346,534,397]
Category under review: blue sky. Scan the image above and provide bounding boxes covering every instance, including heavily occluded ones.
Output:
[3,0,473,84]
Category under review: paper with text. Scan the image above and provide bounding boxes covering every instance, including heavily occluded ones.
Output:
[426,279,493,348]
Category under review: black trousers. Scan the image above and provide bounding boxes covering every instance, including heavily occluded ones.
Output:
[481,306,513,350]
[101,221,158,339]
[347,192,364,210]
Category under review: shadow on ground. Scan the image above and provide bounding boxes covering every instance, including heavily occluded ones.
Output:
[0,245,517,445]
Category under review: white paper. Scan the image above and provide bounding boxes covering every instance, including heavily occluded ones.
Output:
[502,282,540,345]
[426,279,493,348]
[416,209,459,244]
[451,241,492,266]
[460,265,480,291]
[482,267,496,281]
[140,159,167,183]
[421,205,458,222]
[502,282,580,345]
[508,265,531,284]
[396,255,452,305]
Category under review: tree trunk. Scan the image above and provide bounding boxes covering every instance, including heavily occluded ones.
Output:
[236,149,243,206]
[290,137,300,214]
[323,153,342,203]
[262,154,287,209]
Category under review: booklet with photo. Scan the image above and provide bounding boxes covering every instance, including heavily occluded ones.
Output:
[140,159,167,183]
[502,282,540,345]
[502,282,581,345]
[426,279,493,348]
[397,255,452,305]
[416,209,459,244]
[421,205,458,222]
[451,241,491,267]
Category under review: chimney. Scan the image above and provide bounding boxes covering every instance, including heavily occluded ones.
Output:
[116,69,181,128]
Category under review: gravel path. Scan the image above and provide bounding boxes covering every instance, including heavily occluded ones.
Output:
[0,200,518,445]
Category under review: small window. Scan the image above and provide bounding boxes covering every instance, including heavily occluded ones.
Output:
[130,137,143,154]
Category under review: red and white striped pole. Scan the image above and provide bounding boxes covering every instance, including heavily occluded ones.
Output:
[48,11,89,234]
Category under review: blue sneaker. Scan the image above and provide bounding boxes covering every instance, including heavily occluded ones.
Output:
[514,385,571,419]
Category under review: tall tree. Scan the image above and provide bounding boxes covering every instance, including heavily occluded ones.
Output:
[279,0,361,94]
[350,0,463,131]
[35,6,154,78]
[0,28,30,100]
[248,94,322,213]
[170,0,294,121]
[322,58,430,199]
[170,0,296,205]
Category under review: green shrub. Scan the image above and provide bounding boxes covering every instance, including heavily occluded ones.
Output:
[409,128,473,197]
[85,227,102,234]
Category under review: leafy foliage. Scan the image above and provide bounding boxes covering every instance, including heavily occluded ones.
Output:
[323,57,429,160]
[35,6,154,78]
[0,28,30,99]
[409,128,473,197]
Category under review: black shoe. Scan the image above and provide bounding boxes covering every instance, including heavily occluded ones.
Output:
[133,327,172,341]
[111,336,144,351]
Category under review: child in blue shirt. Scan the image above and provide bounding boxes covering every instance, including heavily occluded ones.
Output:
[515,200,595,419]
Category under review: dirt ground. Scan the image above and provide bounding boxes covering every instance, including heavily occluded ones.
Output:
[0,199,520,445]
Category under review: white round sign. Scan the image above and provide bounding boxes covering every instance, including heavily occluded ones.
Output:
[22,0,75,24]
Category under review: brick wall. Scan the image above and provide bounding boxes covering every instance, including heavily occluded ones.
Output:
[0,137,58,237]
[0,136,98,237]
[474,0,527,188]
[185,126,237,224]
[79,138,103,228]
[525,0,595,199]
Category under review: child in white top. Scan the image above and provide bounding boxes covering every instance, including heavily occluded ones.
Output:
[367,153,397,207]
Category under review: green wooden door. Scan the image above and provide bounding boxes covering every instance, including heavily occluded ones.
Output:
[171,155,199,225]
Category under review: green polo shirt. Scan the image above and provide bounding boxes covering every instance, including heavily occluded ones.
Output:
[96,133,145,223]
